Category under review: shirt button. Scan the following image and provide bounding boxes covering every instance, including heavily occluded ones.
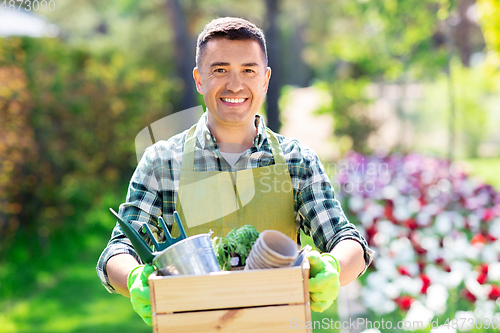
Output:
[205,133,211,141]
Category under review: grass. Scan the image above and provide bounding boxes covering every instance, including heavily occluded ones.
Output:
[0,192,151,333]
[461,157,500,190]
[0,228,150,333]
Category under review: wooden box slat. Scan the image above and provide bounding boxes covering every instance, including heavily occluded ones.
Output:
[149,258,311,333]
[150,266,304,314]
[153,304,307,333]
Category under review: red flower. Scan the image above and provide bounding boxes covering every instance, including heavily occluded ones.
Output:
[365,224,378,246]
[384,201,396,223]
[413,244,427,255]
[477,273,488,284]
[486,234,497,242]
[482,208,494,222]
[478,263,489,275]
[471,233,486,246]
[460,288,477,303]
[405,218,418,230]
[420,273,431,294]
[398,266,412,277]
[488,285,500,301]
[417,259,426,273]
[395,295,415,311]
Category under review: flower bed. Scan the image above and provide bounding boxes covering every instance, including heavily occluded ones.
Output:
[334,151,500,331]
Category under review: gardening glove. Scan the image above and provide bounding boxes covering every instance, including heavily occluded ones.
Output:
[307,250,340,313]
[127,264,155,326]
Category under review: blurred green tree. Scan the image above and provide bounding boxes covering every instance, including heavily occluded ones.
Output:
[290,0,488,154]
[0,37,173,256]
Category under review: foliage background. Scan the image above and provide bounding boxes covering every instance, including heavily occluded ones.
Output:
[1,0,499,332]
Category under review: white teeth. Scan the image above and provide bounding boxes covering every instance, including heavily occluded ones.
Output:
[222,98,245,103]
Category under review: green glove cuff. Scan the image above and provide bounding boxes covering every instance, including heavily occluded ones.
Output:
[320,253,340,274]
[127,265,143,291]
[128,264,155,290]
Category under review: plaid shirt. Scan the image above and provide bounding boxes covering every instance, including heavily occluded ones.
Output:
[97,113,374,293]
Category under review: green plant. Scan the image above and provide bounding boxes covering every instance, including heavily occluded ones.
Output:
[212,225,259,270]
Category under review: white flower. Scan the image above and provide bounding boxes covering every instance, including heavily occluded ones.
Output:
[449,260,473,277]
[467,214,481,233]
[487,262,500,282]
[481,244,498,263]
[473,300,496,322]
[396,275,422,296]
[489,218,500,238]
[366,271,389,289]
[425,284,449,315]
[445,269,465,289]
[374,257,398,279]
[394,204,411,221]
[383,281,400,299]
[349,195,364,213]
[454,311,474,332]
[390,237,416,263]
[434,213,453,236]
[408,197,422,213]
[421,235,441,252]
[361,289,395,314]
[422,203,441,216]
[382,185,398,200]
[377,220,399,238]
[437,178,452,193]
[421,171,435,185]
[451,212,465,230]
[426,265,446,285]
[416,211,432,226]
[404,301,434,331]
[465,275,488,301]
[380,299,397,314]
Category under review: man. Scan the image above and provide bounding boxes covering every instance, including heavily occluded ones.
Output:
[97,17,374,326]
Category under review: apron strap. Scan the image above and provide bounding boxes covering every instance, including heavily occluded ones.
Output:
[181,124,198,172]
[265,128,287,167]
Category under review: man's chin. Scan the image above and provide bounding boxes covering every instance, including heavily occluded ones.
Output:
[208,110,256,127]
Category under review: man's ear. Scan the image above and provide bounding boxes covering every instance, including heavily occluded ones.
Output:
[263,67,271,94]
[193,67,203,94]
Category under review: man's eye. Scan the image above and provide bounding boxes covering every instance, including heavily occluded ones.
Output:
[244,69,255,73]
[214,68,226,73]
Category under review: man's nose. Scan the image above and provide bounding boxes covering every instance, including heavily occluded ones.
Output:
[225,72,244,93]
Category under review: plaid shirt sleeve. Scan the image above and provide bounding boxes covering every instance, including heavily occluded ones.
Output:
[284,137,375,276]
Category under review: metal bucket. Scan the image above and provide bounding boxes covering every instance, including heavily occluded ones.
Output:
[153,233,220,276]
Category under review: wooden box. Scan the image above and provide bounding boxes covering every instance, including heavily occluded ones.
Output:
[148,259,312,333]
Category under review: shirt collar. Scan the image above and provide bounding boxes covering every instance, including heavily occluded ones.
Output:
[194,112,268,150]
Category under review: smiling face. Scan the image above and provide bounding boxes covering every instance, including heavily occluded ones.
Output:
[193,38,271,132]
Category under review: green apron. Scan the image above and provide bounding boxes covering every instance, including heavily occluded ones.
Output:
[174,123,297,242]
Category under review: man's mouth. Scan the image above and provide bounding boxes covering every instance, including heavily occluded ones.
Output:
[220,98,247,104]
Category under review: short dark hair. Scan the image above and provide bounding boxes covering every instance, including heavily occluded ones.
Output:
[196,17,268,67]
